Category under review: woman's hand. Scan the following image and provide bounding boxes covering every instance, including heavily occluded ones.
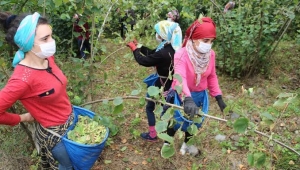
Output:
[20,113,35,122]
[126,41,137,51]
[215,95,226,112]
[183,97,199,118]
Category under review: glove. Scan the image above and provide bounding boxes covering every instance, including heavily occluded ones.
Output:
[215,95,226,112]
[126,41,137,51]
[183,97,199,118]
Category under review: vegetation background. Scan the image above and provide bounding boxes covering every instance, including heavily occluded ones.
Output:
[0,0,299,169]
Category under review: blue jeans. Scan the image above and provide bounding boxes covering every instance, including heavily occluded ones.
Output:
[51,141,73,170]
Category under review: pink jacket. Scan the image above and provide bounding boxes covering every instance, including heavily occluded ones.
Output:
[172,47,222,97]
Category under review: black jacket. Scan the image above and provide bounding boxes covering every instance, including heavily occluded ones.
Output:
[133,44,175,91]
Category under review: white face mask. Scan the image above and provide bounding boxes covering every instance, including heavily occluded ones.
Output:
[196,42,212,53]
[32,40,56,59]
[156,33,162,43]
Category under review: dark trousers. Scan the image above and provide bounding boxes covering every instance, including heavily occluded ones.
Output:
[77,39,91,59]
[167,125,193,143]
[146,101,156,126]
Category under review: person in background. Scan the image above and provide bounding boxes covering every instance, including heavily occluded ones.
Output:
[0,12,74,169]
[166,9,180,23]
[126,20,182,142]
[117,8,136,39]
[73,13,91,59]
[224,1,235,13]
[165,17,227,156]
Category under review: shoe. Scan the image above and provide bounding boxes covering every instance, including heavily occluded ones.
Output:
[140,132,157,142]
[187,145,200,156]
[180,142,188,155]
[180,142,200,156]
[163,142,170,146]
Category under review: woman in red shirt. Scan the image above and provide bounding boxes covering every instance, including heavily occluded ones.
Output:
[0,12,73,169]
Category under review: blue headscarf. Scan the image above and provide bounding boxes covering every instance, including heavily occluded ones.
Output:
[13,12,41,67]
[154,20,182,52]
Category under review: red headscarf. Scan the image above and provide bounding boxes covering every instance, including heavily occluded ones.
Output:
[182,17,216,47]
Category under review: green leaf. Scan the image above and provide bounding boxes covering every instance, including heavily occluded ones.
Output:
[178,130,184,139]
[147,86,160,97]
[131,90,140,96]
[0,1,10,5]
[161,144,175,158]
[286,96,298,104]
[139,97,146,106]
[247,154,254,166]
[146,158,152,163]
[120,146,127,152]
[113,104,123,114]
[233,117,249,133]
[113,97,123,106]
[173,74,182,83]
[83,104,92,111]
[155,121,168,133]
[186,136,197,145]
[174,85,182,94]
[154,105,163,116]
[60,13,70,20]
[157,133,174,144]
[248,88,254,94]
[273,98,286,108]
[53,0,63,7]
[277,93,294,98]
[73,96,82,105]
[187,124,198,135]
[256,153,266,167]
[193,117,203,124]
[260,112,274,121]
[161,111,173,121]
[102,99,109,105]
[104,160,112,164]
[108,124,119,136]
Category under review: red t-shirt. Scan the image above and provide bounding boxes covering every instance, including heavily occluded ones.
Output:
[0,56,72,127]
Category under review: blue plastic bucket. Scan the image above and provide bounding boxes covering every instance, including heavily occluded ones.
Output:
[62,105,109,170]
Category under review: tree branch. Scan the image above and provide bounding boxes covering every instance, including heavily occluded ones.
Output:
[80,96,300,156]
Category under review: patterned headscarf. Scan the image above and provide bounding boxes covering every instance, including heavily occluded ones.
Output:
[186,40,210,86]
[184,17,216,86]
[154,20,182,52]
[13,12,40,67]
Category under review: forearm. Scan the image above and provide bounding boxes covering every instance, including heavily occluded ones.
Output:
[0,112,21,126]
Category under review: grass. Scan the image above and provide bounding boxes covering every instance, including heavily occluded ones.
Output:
[0,41,299,170]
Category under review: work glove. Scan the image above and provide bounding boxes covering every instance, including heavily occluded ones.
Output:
[126,41,137,51]
[215,95,226,112]
[183,97,199,119]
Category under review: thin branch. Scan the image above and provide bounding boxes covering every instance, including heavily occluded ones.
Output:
[100,46,126,65]
[268,2,300,58]
[80,96,300,156]
[96,1,116,41]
